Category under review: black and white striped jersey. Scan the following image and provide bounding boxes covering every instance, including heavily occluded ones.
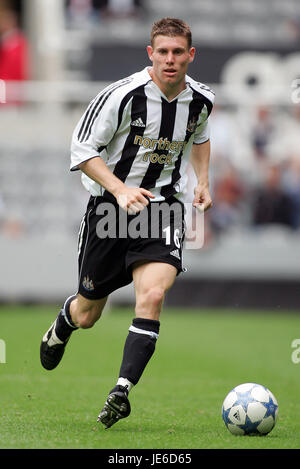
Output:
[71,67,214,202]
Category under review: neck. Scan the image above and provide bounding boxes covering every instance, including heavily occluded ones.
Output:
[148,67,186,101]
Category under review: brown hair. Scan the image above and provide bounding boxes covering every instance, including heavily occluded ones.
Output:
[150,18,192,49]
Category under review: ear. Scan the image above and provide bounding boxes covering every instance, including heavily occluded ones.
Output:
[147,45,154,62]
[189,47,195,64]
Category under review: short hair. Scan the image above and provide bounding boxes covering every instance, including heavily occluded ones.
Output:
[150,18,192,49]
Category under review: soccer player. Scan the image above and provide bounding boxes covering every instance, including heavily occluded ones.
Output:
[40,17,214,429]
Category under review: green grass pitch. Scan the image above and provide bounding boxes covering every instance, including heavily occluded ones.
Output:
[1,305,300,449]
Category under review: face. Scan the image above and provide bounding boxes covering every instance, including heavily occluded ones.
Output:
[147,35,195,96]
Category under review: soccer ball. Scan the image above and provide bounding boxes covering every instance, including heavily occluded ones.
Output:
[222,383,278,436]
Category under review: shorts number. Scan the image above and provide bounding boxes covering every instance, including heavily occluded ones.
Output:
[163,226,181,248]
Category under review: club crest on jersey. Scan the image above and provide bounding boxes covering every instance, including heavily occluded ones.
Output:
[82,275,94,291]
[186,116,198,133]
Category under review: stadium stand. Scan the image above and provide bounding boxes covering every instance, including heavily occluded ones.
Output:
[0,0,300,306]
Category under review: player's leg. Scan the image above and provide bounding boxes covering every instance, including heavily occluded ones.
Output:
[117,261,177,386]
[98,261,177,428]
[40,294,107,370]
[40,195,129,371]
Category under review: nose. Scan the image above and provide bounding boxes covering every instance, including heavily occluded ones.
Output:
[166,52,175,64]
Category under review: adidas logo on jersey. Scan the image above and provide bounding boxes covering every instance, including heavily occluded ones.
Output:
[170,249,181,260]
[131,117,145,127]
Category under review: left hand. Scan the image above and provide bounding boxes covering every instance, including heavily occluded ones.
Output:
[192,183,213,212]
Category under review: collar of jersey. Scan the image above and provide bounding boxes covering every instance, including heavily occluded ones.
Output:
[144,67,190,103]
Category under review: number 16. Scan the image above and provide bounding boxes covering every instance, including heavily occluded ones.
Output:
[163,226,180,248]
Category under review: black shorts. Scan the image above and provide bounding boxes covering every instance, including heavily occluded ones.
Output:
[77,195,185,299]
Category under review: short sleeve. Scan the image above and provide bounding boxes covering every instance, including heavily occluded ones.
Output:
[193,118,210,144]
[70,89,119,171]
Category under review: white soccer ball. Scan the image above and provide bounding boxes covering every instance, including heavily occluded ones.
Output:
[222,383,278,436]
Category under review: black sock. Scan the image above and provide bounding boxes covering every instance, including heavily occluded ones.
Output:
[118,317,160,386]
[55,295,78,342]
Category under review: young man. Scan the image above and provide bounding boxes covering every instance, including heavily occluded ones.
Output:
[40,17,214,429]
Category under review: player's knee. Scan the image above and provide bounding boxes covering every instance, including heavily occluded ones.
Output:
[71,296,105,329]
[136,286,165,316]
[75,304,102,329]
[76,312,97,329]
[149,287,165,307]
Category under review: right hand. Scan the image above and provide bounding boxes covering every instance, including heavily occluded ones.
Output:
[115,187,155,215]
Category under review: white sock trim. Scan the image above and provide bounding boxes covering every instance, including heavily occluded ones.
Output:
[62,294,77,329]
[62,309,77,329]
[129,325,159,340]
[117,377,134,392]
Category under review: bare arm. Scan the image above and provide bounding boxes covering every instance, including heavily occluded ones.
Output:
[190,140,213,212]
[79,157,155,214]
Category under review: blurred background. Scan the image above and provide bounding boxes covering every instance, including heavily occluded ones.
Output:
[0,0,300,309]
